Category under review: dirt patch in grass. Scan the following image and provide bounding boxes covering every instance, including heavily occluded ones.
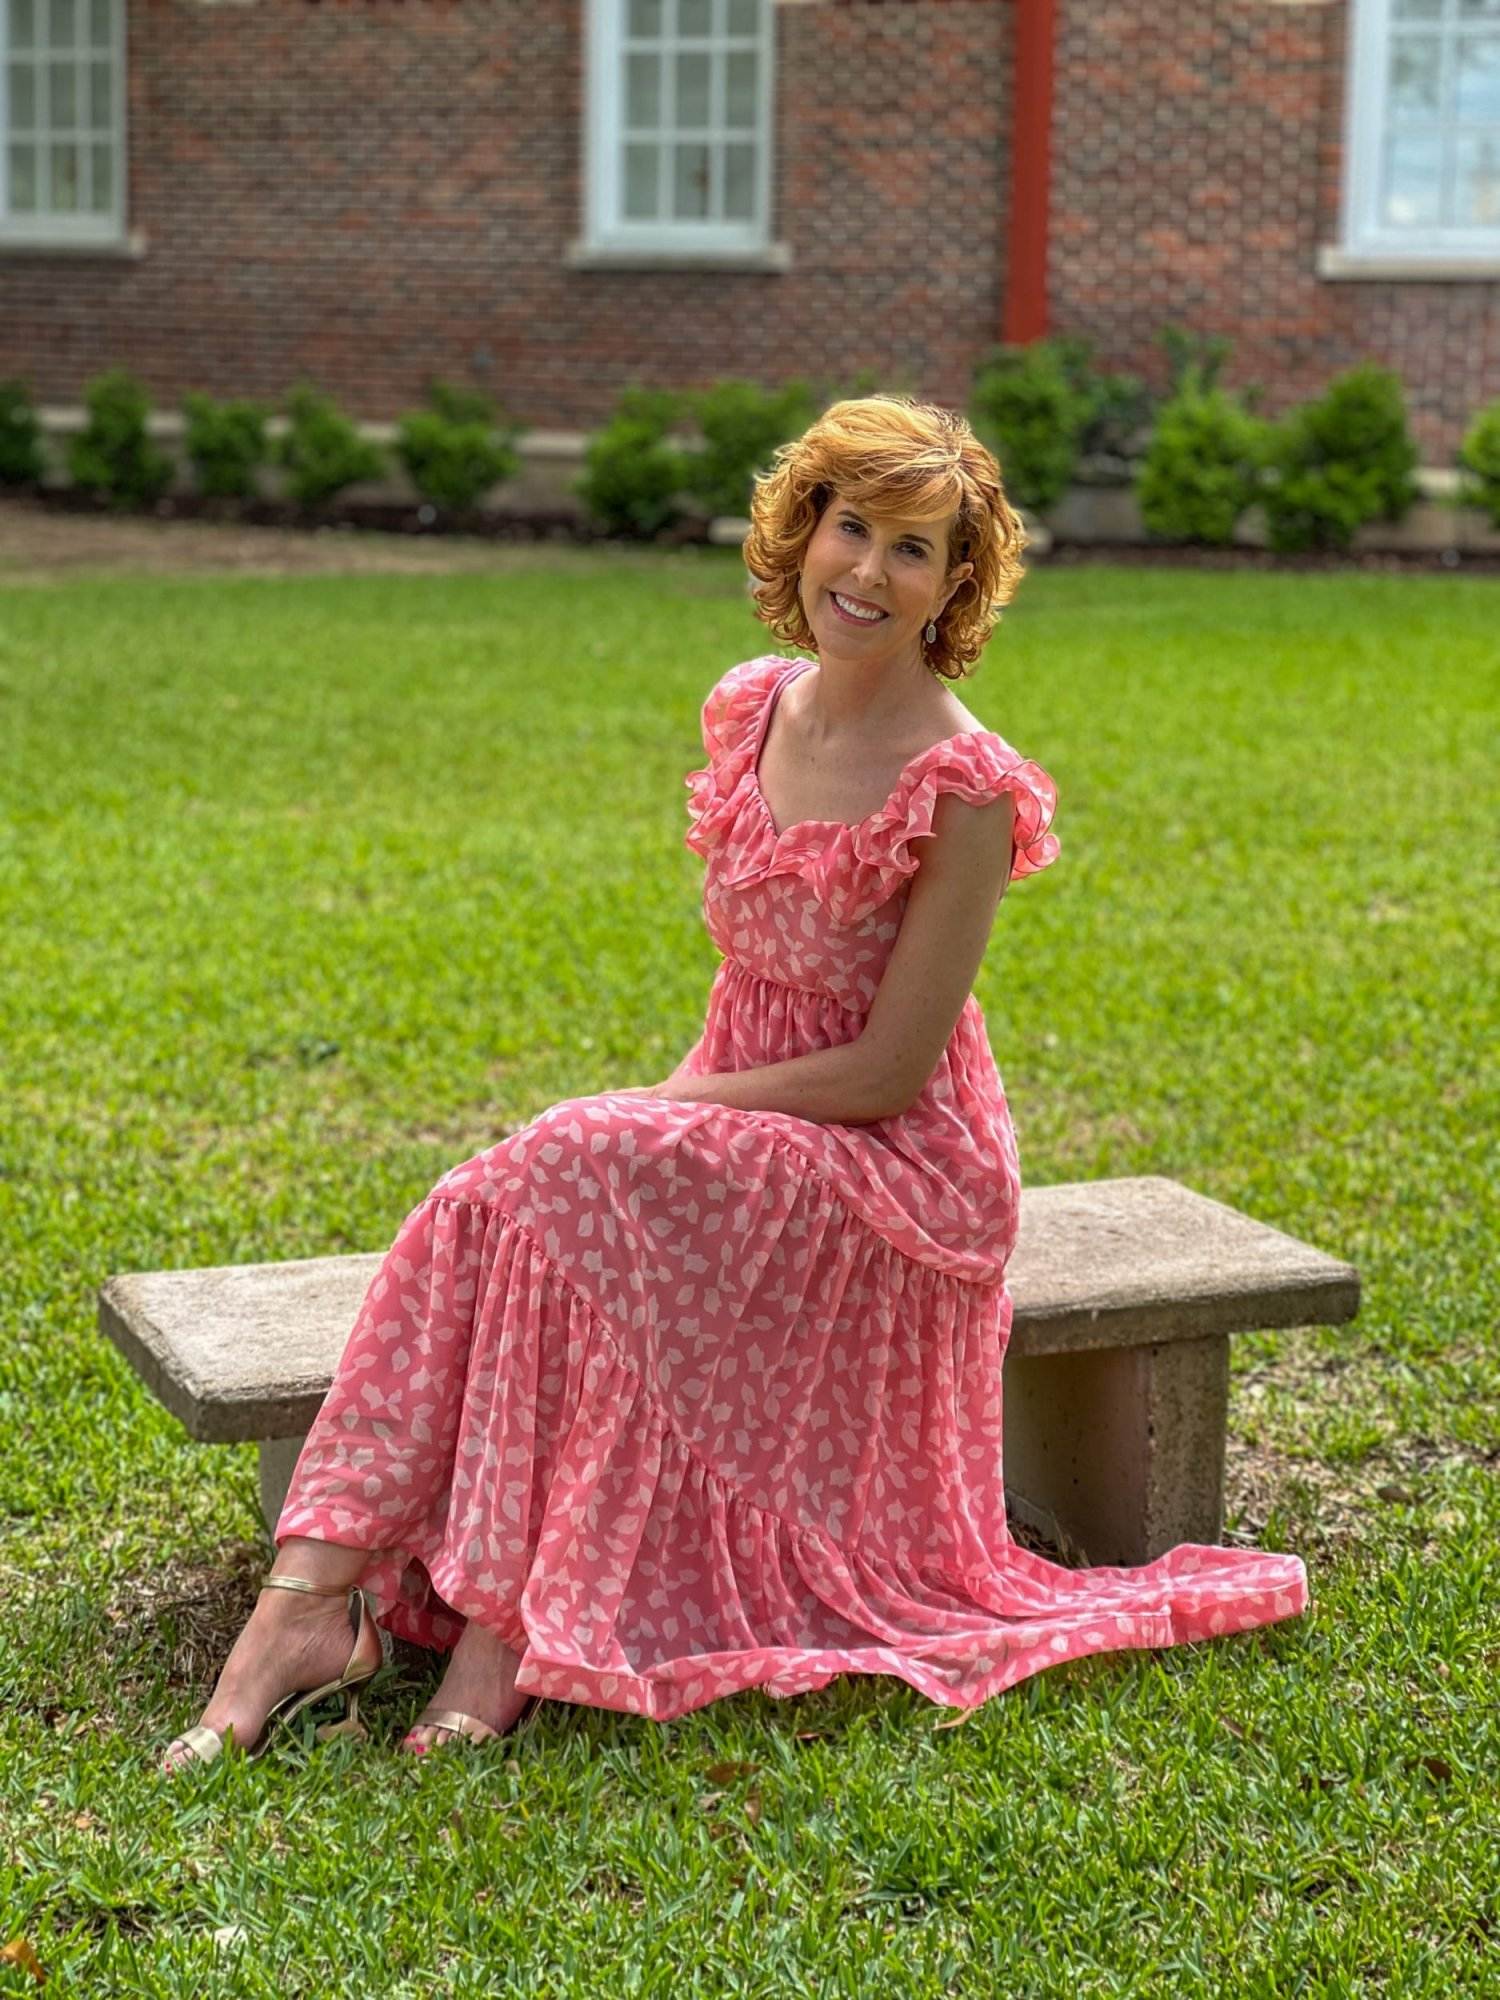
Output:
[0,494,627,582]
[7,491,1498,584]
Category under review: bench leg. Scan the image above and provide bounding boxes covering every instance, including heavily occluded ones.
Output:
[1001,1334,1229,1567]
[257,1435,308,1539]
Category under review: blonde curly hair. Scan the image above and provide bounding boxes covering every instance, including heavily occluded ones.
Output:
[742,393,1028,682]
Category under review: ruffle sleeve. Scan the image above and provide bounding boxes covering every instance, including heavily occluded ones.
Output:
[698,654,793,763]
[686,696,1061,928]
[865,732,1061,892]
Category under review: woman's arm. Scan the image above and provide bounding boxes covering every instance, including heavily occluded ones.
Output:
[626,789,1018,1124]
[620,1040,895,1126]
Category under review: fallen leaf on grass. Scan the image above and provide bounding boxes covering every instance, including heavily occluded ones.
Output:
[704,1759,756,1784]
[1,1936,45,1983]
[314,1716,369,1744]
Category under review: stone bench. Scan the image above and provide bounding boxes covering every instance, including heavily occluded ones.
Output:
[98,1174,1360,1568]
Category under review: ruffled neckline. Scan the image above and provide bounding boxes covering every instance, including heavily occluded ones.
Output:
[743,659,976,841]
[685,657,1060,926]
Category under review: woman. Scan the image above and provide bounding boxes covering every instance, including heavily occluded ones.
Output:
[162,394,1308,1771]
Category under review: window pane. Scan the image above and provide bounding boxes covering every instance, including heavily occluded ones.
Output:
[89,0,111,44]
[1389,35,1442,118]
[1455,34,1500,117]
[627,0,662,35]
[726,48,757,125]
[88,56,110,126]
[727,0,758,32]
[1382,128,1443,224]
[8,140,38,208]
[672,140,710,217]
[1393,0,1443,17]
[678,0,712,37]
[51,138,80,208]
[50,57,77,126]
[624,139,660,218]
[1457,0,1500,19]
[12,0,37,51]
[1454,131,1500,218]
[626,50,660,128]
[675,50,710,127]
[724,140,754,218]
[8,63,36,129]
[90,136,112,209]
[50,0,77,49]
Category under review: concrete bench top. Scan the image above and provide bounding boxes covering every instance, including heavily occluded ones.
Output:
[99,1175,1360,1447]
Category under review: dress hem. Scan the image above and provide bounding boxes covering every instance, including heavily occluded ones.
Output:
[277,1192,1311,1724]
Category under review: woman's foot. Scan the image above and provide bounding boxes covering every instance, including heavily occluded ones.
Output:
[400,1616,532,1752]
[160,1579,381,1773]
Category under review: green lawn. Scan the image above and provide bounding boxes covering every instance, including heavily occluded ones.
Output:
[0,549,1495,1995]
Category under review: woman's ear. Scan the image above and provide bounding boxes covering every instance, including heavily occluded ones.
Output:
[942,562,975,612]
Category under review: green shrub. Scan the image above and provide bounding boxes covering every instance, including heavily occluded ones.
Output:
[1258,364,1421,555]
[393,380,521,512]
[1158,323,1237,398]
[967,340,1094,515]
[181,392,271,500]
[65,368,174,510]
[1135,364,1268,545]
[575,388,693,538]
[1454,400,1500,530]
[1048,332,1155,468]
[272,382,387,509]
[814,366,898,405]
[678,377,817,520]
[0,377,47,487]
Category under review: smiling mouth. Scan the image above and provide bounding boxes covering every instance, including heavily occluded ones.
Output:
[829,591,888,623]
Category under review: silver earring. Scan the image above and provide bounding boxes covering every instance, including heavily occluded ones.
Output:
[924,620,938,644]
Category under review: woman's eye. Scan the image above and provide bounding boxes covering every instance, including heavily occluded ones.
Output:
[839,521,923,558]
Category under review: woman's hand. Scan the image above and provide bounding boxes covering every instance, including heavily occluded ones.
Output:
[611,1077,704,1102]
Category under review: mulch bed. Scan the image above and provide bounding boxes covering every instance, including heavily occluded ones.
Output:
[9,482,1500,575]
[9,482,701,548]
[1044,539,1500,577]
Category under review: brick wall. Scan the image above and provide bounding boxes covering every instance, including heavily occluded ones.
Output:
[0,0,1011,432]
[0,0,1494,462]
[1049,0,1499,465]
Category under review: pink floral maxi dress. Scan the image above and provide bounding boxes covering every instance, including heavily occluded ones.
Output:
[276,654,1310,1719]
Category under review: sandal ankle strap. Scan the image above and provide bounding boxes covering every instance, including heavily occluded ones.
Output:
[260,1573,356,1598]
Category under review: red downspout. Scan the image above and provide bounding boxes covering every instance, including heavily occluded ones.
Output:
[1003,0,1056,345]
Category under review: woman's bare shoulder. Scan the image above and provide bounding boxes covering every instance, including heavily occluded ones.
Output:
[927,687,988,744]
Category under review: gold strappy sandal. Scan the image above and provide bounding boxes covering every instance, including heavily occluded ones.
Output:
[401,1693,541,1754]
[163,1573,392,1771]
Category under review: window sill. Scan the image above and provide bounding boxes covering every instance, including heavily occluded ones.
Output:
[565,238,792,273]
[1317,244,1500,280]
[0,227,145,258]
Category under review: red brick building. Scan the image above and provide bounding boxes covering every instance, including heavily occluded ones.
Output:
[1,0,1496,465]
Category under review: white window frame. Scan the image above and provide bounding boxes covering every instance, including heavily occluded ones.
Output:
[0,0,127,248]
[577,0,776,262]
[1327,0,1500,274]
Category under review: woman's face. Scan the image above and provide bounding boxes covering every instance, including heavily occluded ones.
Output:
[799,489,973,670]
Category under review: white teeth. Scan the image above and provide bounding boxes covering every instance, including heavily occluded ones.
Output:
[832,592,884,621]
